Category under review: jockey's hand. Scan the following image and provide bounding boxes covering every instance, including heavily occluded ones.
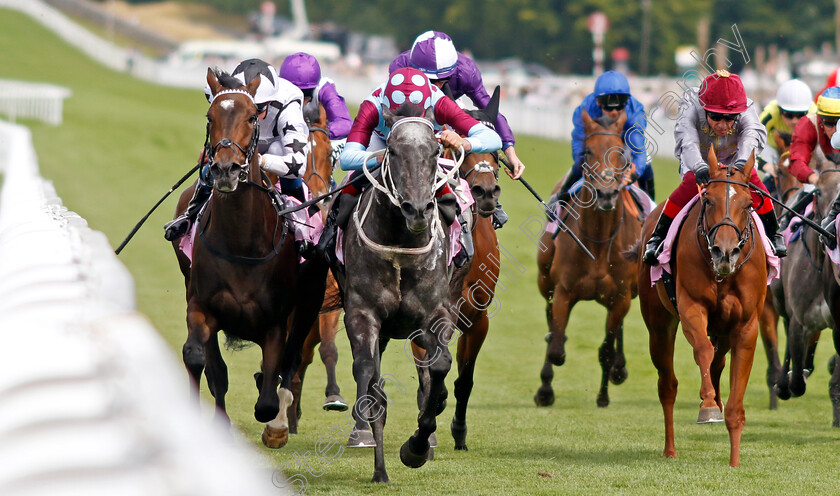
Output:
[439,130,471,152]
[694,163,710,186]
[808,172,819,185]
[623,170,639,186]
[503,146,525,180]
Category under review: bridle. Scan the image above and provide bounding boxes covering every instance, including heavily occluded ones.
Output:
[204,88,261,183]
[305,125,332,196]
[697,173,755,274]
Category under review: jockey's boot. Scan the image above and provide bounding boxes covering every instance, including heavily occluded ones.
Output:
[820,193,840,250]
[316,196,340,267]
[454,214,474,268]
[643,211,674,265]
[638,174,655,200]
[164,176,212,241]
[758,209,787,257]
[492,200,508,229]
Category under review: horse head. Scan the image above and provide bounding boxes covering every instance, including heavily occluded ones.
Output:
[381,104,440,233]
[702,147,755,277]
[204,68,261,194]
[303,101,332,209]
[461,87,502,217]
[581,110,629,211]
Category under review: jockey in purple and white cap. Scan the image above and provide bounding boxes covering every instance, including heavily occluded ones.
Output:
[390,31,524,179]
[280,52,352,170]
[390,31,522,228]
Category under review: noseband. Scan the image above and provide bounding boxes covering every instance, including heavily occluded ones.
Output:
[205,89,260,182]
[697,175,754,269]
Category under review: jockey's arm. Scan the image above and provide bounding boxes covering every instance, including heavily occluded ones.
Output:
[259,99,310,178]
[319,81,352,140]
[339,100,380,171]
[434,97,501,153]
[624,105,649,179]
[674,90,706,172]
[789,117,820,184]
[733,103,767,164]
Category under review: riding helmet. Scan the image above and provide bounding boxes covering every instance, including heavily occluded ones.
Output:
[232,58,280,105]
[698,69,748,114]
[409,31,458,80]
[776,79,813,113]
[817,86,840,117]
[383,67,433,111]
[279,52,321,90]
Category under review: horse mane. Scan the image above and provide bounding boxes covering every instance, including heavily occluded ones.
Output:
[214,70,243,90]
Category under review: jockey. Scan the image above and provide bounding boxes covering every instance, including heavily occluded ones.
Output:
[318,67,502,267]
[390,30,521,229]
[279,52,352,174]
[643,69,786,264]
[164,58,314,253]
[758,79,816,190]
[789,86,840,248]
[552,71,652,204]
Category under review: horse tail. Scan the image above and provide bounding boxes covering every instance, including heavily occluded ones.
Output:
[622,238,642,262]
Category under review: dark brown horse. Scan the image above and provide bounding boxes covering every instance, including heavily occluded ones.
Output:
[288,99,348,436]
[172,68,327,449]
[535,111,641,408]
[635,148,766,466]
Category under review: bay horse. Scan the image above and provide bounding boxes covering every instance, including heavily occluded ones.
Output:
[535,110,641,408]
[342,107,465,483]
[171,68,328,449]
[287,97,348,437]
[635,148,766,467]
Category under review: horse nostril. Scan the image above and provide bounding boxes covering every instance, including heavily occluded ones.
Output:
[710,246,723,260]
[731,247,741,260]
[210,164,221,177]
[424,201,435,215]
[231,164,241,175]
[471,185,484,199]
[492,185,501,200]
[400,202,417,218]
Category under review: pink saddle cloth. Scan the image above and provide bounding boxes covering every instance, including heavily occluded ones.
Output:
[336,175,475,266]
[650,195,780,286]
[177,183,323,266]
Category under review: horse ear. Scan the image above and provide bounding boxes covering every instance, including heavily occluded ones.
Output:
[206,68,222,97]
[245,75,261,98]
[424,105,435,124]
[382,105,397,128]
[581,110,594,131]
[707,144,719,170]
[615,111,627,131]
[483,86,501,123]
[772,129,786,153]
[742,150,755,177]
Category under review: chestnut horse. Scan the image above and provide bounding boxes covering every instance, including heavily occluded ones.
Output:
[635,148,766,467]
[288,99,348,437]
[535,111,641,408]
[172,68,327,449]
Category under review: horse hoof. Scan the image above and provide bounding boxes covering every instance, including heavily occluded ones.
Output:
[262,425,289,449]
[596,394,609,408]
[451,418,467,449]
[697,407,724,424]
[426,446,434,460]
[400,439,428,468]
[347,428,376,448]
[371,472,390,484]
[544,332,551,343]
[323,395,349,412]
[610,367,628,385]
[534,388,555,407]
[428,431,437,448]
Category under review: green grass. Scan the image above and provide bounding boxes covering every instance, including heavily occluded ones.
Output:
[3,8,838,495]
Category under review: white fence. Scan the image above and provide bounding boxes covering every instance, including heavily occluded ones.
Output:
[0,120,285,495]
[0,79,72,125]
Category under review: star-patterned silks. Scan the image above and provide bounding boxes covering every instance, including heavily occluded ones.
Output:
[282,122,297,135]
[286,138,308,154]
[287,156,304,175]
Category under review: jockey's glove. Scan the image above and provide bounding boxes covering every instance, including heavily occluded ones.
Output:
[694,163,710,185]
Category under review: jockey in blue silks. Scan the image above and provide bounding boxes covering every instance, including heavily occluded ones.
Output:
[552,70,653,204]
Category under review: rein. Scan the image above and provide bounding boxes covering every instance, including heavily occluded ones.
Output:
[204,91,260,184]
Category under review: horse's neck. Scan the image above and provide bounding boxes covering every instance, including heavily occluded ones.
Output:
[576,200,623,240]
[207,179,276,248]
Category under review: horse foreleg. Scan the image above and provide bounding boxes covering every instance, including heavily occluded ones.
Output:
[369,370,389,483]
[401,310,454,470]
[680,305,719,418]
[203,332,230,426]
[289,325,319,435]
[597,297,631,408]
[345,309,379,450]
[183,302,215,404]
[776,317,793,400]
[648,319,679,458]
[724,320,758,467]
[319,309,347,411]
[759,294,782,409]
[534,303,556,407]
[710,336,731,413]
[452,312,489,450]
[258,327,293,449]
[787,318,811,397]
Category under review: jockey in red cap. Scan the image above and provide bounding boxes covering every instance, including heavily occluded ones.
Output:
[643,69,786,264]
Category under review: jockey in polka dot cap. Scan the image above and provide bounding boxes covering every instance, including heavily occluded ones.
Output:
[391,30,523,229]
[316,67,501,268]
